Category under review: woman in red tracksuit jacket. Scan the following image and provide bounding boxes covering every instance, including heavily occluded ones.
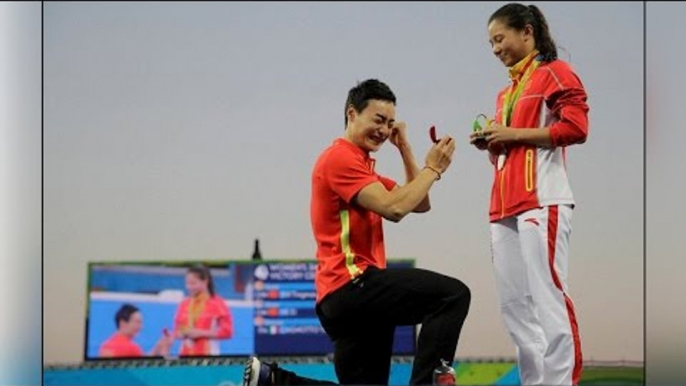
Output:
[470,4,589,386]
[173,264,233,356]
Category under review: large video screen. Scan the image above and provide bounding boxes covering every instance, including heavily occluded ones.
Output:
[85,259,415,360]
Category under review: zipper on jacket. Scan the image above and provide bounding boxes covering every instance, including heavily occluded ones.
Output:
[525,149,534,192]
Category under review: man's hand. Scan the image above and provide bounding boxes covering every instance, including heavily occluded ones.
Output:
[389,121,409,149]
[425,136,456,175]
[150,328,175,357]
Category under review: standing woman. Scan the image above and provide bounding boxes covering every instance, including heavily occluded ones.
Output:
[173,264,233,356]
[470,3,588,385]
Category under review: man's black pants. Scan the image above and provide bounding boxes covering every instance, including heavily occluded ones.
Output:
[315,266,471,385]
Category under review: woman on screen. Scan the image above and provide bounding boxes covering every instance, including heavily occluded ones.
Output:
[173,264,234,356]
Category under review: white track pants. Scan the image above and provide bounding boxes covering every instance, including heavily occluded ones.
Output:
[490,205,582,386]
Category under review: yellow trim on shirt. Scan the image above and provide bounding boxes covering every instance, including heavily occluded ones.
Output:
[339,209,363,279]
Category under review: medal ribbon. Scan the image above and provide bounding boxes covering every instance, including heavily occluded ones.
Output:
[501,50,540,126]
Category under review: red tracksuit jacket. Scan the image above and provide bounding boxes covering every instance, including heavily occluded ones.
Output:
[489,58,589,222]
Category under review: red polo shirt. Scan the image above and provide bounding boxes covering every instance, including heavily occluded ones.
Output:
[311,138,396,303]
[99,332,144,358]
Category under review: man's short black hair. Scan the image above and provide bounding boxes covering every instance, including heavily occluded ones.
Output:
[344,79,396,126]
[114,303,139,329]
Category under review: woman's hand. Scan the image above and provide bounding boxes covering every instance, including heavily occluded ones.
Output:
[469,132,489,150]
[180,328,211,340]
[478,122,520,145]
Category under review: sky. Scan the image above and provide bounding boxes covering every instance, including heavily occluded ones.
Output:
[41,1,645,366]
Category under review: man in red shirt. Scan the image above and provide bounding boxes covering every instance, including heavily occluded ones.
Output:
[99,304,173,358]
[244,79,471,386]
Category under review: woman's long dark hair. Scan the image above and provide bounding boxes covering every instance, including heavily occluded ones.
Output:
[188,264,216,297]
[489,3,558,62]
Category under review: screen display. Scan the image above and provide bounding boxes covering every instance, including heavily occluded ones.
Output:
[85,259,415,359]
